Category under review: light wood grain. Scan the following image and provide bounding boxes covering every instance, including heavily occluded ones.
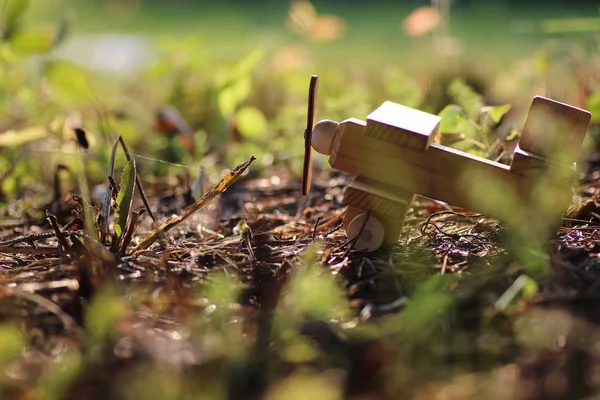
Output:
[328,97,590,249]
[343,177,414,218]
[365,101,440,151]
[343,206,405,246]
[330,119,530,215]
[519,96,590,161]
[509,145,549,177]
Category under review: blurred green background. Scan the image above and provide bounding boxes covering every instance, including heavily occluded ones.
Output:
[32,0,600,70]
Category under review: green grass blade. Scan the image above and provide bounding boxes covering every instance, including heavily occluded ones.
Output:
[114,158,136,241]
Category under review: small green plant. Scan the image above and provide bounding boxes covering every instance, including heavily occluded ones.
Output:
[438,78,512,160]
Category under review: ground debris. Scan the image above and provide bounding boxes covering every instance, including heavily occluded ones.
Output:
[3,165,600,399]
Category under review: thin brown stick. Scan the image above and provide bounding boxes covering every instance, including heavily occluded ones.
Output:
[46,212,71,259]
[0,247,59,256]
[7,289,82,340]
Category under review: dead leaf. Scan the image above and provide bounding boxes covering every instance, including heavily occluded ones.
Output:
[309,15,346,43]
[287,0,317,35]
[133,156,256,251]
[402,6,442,37]
[272,45,310,72]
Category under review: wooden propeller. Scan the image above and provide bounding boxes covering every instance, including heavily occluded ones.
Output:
[302,75,318,196]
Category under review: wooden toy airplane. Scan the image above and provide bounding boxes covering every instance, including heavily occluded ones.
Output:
[301,75,591,252]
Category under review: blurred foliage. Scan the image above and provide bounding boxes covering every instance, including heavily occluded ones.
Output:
[0,324,23,366]
[280,244,350,322]
[438,79,512,159]
[85,285,127,344]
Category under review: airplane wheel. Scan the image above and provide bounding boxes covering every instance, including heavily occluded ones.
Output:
[347,213,385,252]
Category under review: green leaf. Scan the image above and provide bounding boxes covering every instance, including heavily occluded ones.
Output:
[506,127,520,141]
[2,0,29,23]
[101,137,120,242]
[85,285,126,343]
[0,126,46,147]
[199,271,241,336]
[283,244,350,321]
[37,346,81,400]
[44,61,93,106]
[466,147,488,159]
[438,104,478,138]
[438,105,464,133]
[264,372,343,400]
[534,51,548,74]
[398,275,455,335]
[114,159,136,239]
[382,68,423,108]
[215,49,262,89]
[217,76,251,117]
[587,90,600,124]
[1,0,29,40]
[447,79,484,119]
[0,324,23,365]
[521,276,539,299]
[8,27,54,56]
[236,106,267,138]
[233,48,263,77]
[438,105,485,155]
[482,104,511,124]
[206,271,238,310]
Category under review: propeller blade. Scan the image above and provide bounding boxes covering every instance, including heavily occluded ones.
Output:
[302,75,318,196]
